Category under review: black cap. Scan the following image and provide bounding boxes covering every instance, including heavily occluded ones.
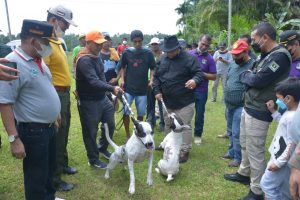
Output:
[279,30,300,46]
[21,19,53,38]
[219,42,227,48]
[161,35,180,52]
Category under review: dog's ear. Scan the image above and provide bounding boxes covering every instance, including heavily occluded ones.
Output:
[170,113,184,130]
[131,117,146,137]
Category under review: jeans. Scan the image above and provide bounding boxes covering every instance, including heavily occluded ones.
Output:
[17,123,56,200]
[123,92,147,117]
[194,91,208,138]
[146,87,165,128]
[78,97,115,162]
[226,107,243,163]
[260,162,291,200]
[53,91,71,185]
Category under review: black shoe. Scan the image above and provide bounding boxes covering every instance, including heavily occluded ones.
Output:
[224,172,250,185]
[88,159,107,169]
[179,152,189,164]
[240,190,264,200]
[63,166,77,175]
[99,150,111,160]
[56,181,74,191]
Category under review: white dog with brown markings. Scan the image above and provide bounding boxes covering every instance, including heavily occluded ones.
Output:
[103,119,155,194]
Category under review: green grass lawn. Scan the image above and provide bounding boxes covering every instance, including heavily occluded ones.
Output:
[0,54,277,200]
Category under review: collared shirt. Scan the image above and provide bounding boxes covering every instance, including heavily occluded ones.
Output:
[290,58,300,79]
[189,49,216,92]
[43,39,71,87]
[0,47,61,123]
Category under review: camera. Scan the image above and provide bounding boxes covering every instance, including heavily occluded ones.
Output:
[0,61,17,76]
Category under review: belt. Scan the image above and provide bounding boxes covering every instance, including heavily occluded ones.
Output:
[18,122,54,129]
[54,86,70,92]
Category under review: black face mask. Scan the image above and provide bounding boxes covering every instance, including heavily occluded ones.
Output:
[234,57,244,65]
[251,43,261,53]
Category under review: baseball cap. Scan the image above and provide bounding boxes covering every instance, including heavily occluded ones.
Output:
[230,40,249,55]
[219,42,227,48]
[21,19,53,38]
[48,5,77,27]
[279,30,300,47]
[149,37,160,45]
[85,31,106,44]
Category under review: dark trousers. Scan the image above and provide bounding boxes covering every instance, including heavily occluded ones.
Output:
[17,123,56,200]
[194,91,208,137]
[53,91,71,185]
[78,97,115,162]
[146,87,164,128]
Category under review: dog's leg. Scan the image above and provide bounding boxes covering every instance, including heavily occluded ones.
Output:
[146,153,153,186]
[128,159,135,194]
[166,174,174,182]
[104,154,120,179]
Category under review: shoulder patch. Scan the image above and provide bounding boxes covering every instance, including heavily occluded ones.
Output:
[268,61,280,72]
[296,63,300,70]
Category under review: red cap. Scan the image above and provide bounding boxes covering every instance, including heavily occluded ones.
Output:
[230,40,249,55]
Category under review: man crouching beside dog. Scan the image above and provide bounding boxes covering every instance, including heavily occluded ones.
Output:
[75,30,123,168]
[153,35,204,163]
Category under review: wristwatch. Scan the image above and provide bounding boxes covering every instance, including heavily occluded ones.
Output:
[8,135,19,143]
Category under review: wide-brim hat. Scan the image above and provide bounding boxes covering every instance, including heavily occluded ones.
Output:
[161,35,180,52]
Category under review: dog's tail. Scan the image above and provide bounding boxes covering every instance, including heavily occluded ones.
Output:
[104,123,119,150]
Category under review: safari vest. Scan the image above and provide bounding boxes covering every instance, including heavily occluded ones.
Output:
[244,47,291,112]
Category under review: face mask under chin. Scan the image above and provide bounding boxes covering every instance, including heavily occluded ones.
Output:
[35,42,52,58]
[55,23,65,38]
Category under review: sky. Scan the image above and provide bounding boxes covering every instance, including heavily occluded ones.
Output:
[0,0,184,36]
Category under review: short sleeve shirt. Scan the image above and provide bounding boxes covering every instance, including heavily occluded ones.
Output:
[213,50,232,74]
[0,47,61,123]
[120,47,156,96]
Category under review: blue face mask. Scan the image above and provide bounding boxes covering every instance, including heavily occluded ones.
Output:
[276,98,287,112]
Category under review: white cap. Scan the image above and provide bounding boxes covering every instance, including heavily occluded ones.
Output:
[48,5,77,27]
[149,37,160,45]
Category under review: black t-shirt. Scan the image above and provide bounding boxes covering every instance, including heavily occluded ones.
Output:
[120,47,156,96]
[100,52,118,82]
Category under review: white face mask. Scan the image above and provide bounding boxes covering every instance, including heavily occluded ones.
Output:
[35,42,52,58]
[55,22,65,38]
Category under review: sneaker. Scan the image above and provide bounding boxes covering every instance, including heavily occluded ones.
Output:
[88,159,107,169]
[211,99,216,102]
[217,133,229,139]
[228,160,240,167]
[99,150,111,160]
[221,154,233,160]
[194,137,202,145]
[56,180,74,191]
[55,197,65,200]
[63,166,77,175]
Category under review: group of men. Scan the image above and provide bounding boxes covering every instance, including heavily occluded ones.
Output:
[0,4,300,200]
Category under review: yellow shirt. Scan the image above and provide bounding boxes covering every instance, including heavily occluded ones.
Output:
[44,39,71,86]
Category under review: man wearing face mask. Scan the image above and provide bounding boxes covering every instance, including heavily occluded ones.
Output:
[0,19,62,200]
[224,22,292,200]
[153,35,204,163]
[189,34,216,145]
[212,42,232,103]
[221,40,254,168]
[280,30,300,79]
[44,5,78,192]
